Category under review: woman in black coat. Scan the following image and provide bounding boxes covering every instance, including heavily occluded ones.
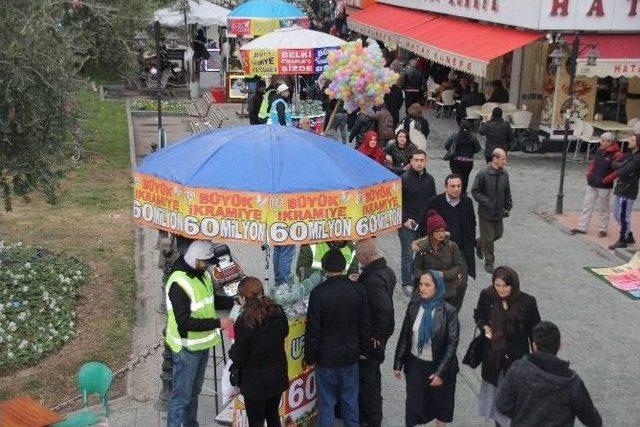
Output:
[473,266,540,427]
[394,270,459,427]
[385,129,418,176]
[229,277,289,427]
[444,120,481,194]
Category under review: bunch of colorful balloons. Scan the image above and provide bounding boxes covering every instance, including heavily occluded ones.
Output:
[322,39,399,113]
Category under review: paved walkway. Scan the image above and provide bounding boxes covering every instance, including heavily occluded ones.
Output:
[102,105,640,426]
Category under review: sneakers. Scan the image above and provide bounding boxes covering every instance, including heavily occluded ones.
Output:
[484,264,494,274]
[608,240,627,250]
[403,285,414,297]
[569,228,586,235]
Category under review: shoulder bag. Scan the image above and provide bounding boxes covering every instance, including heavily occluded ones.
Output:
[462,326,485,368]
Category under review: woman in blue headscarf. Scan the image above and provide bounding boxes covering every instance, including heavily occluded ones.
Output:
[393,270,460,427]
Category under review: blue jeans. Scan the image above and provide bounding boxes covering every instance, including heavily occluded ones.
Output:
[315,364,359,427]
[398,227,417,287]
[273,245,295,286]
[167,348,210,427]
[614,196,635,240]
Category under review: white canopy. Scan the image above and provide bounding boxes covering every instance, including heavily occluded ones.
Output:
[240,26,346,50]
[154,0,230,27]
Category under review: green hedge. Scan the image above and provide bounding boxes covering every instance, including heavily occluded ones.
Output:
[0,242,89,372]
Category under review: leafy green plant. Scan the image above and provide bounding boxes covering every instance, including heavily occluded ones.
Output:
[130,99,187,113]
[0,242,90,373]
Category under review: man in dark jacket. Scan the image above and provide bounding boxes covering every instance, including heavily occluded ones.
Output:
[247,80,267,125]
[605,135,640,249]
[487,80,509,103]
[569,133,620,238]
[496,321,602,427]
[355,238,395,427]
[428,173,477,284]
[456,82,486,124]
[402,57,426,113]
[400,149,436,295]
[479,107,515,163]
[305,249,371,427]
[349,108,376,148]
[471,149,512,273]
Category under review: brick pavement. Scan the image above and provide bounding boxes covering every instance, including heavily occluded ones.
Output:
[99,106,640,426]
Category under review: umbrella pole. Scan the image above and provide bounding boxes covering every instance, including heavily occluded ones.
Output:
[323,99,343,135]
[261,242,271,294]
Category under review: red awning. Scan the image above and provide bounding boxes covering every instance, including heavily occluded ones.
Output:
[347,4,438,47]
[569,34,640,78]
[348,4,540,77]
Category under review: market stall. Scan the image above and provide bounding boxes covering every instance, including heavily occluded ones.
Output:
[227,0,308,38]
[132,125,402,425]
[239,26,346,132]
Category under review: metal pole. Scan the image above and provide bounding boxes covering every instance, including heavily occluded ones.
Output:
[153,21,164,151]
[556,35,579,215]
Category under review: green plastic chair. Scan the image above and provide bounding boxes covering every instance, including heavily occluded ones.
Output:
[53,362,113,427]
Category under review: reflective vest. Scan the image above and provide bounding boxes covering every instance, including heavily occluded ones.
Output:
[258,89,275,119]
[165,270,221,353]
[310,243,356,274]
[269,98,292,126]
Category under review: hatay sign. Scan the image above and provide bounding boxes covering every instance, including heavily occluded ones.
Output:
[379,0,639,31]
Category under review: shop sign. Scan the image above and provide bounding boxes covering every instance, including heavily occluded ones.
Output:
[346,19,401,45]
[398,37,486,76]
[378,0,639,31]
[576,59,640,78]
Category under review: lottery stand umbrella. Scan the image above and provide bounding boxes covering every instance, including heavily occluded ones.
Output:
[227,0,308,38]
[133,125,401,424]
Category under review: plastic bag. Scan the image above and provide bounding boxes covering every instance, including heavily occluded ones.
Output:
[221,359,241,406]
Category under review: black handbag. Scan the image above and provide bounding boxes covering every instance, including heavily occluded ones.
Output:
[229,363,240,387]
[462,326,485,368]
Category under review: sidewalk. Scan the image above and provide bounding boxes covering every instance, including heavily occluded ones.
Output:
[94,106,640,426]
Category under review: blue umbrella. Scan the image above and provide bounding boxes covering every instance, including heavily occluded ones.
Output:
[228,0,305,18]
[133,125,402,245]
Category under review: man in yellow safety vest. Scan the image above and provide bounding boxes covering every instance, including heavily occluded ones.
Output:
[165,239,232,427]
[296,240,359,281]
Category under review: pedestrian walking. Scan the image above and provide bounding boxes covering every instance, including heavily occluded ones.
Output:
[427,174,478,281]
[385,129,418,176]
[402,58,426,113]
[350,108,376,148]
[412,210,467,312]
[304,249,371,427]
[375,104,396,146]
[384,83,404,127]
[473,266,541,427]
[569,132,620,238]
[165,240,233,427]
[471,148,512,274]
[444,120,481,193]
[605,134,640,249]
[229,277,289,427]
[354,239,395,426]
[295,240,358,281]
[479,108,515,163]
[398,103,430,152]
[393,270,460,427]
[399,150,436,296]
[358,131,386,165]
[496,321,602,427]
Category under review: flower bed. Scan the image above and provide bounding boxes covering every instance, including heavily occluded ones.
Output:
[0,242,89,372]
[130,99,186,113]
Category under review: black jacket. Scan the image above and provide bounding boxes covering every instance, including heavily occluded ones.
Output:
[586,143,619,189]
[349,110,376,146]
[385,140,418,175]
[304,275,371,367]
[426,193,477,279]
[445,132,481,158]
[473,289,541,386]
[401,116,430,141]
[228,305,289,400]
[403,65,426,91]
[480,118,515,156]
[488,87,509,103]
[612,150,640,199]
[358,257,396,362]
[471,165,513,221]
[247,91,266,125]
[393,299,459,379]
[401,168,436,231]
[496,353,602,427]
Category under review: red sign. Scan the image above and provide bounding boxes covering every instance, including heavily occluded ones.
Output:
[283,369,316,413]
[229,18,251,36]
[278,49,314,74]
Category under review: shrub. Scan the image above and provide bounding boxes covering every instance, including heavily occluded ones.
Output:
[0,242,90,372]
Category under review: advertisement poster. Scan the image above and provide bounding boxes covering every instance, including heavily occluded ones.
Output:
[229,17,309,37]
[242,47,340,76]
[587,253,640,299]
[133,173,402,245]
[232,316,317,426]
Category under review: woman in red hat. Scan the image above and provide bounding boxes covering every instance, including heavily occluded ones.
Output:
[358,130,386,165]
[412,209,468,311]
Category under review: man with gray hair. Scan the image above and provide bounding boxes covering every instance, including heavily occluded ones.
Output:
[355,238,396,427]
[471,148,512,273]
[570,132,620,237]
